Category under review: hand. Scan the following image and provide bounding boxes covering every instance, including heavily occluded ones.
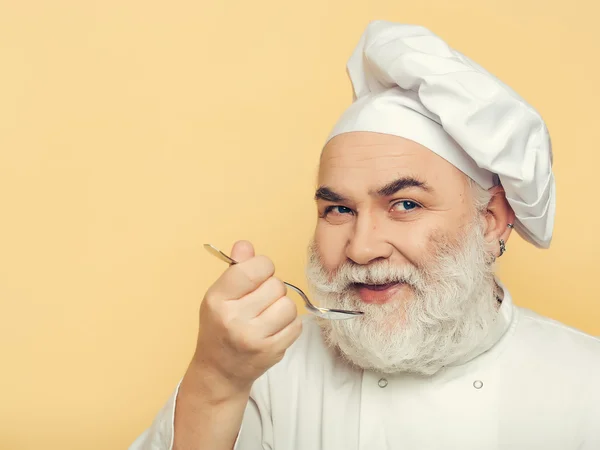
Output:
[192,240,302,396]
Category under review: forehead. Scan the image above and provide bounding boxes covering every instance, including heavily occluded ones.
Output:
[318,132,468,192]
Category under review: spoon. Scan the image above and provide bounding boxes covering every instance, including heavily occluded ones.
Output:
[204,244,363,320]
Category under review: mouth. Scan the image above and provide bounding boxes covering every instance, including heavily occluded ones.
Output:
[353,282,406,305]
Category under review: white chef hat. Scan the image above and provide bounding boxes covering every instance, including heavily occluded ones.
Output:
[327,20,555,249]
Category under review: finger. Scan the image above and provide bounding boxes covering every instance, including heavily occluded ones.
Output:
[230,240,255,263]
[209,255,275,301]
[252,296,298,337]
[268,316,303,352]
[238,276,287,318]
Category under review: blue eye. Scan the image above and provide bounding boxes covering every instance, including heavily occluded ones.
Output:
[321,205,355,224]
[326,205,353,215]
[393,201,419,212]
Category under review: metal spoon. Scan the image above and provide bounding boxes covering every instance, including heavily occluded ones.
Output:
[204,244,363,320]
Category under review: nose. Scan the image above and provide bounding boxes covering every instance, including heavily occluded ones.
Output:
[345,214,394,265]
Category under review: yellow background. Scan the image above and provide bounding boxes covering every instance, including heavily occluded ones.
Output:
[1,0,598,448]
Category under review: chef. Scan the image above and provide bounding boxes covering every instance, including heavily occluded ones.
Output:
[130,20,600,450]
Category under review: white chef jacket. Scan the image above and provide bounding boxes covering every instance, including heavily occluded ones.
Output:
[130,287,600,450]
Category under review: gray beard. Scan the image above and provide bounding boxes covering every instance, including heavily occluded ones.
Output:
[305,221,499,376]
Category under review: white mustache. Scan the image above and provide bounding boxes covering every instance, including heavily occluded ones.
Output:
[307,258,425,294]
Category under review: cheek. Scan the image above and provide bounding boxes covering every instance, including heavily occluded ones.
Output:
[419,227,463,266]
[394,211,471,266]
[390,230,430,266]
[314,222,348,271]
[388,224,446,267]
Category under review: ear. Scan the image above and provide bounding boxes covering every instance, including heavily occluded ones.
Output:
[482,185,516,258]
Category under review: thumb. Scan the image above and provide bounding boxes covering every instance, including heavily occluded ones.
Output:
[231,240,255,263]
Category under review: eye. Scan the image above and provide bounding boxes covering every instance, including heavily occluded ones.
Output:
[391,200,421,212]
[321,205,355,224]
[324,205,354,216]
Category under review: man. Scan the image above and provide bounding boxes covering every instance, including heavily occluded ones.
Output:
[130,21,600,450]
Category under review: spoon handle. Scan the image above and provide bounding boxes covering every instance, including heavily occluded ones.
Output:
[204,244,237,265]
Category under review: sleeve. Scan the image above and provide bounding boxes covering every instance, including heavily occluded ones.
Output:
[235,375,274,450]
[579,385,600,450]
[128,376,273,450]
[128,383,181,450]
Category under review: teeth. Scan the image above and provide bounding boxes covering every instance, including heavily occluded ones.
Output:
[353,281,403,287]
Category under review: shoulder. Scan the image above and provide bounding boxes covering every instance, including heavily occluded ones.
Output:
[517,307,600,351]
[508,307,600,432]
[511,306,600,373]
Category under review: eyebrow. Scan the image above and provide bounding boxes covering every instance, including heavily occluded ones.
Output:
[314,176,431,203]
[314,186,347,202]
[373,176,432,197]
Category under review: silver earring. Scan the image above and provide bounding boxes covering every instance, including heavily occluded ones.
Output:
[499,239,506,257]
[507,223,514,229]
